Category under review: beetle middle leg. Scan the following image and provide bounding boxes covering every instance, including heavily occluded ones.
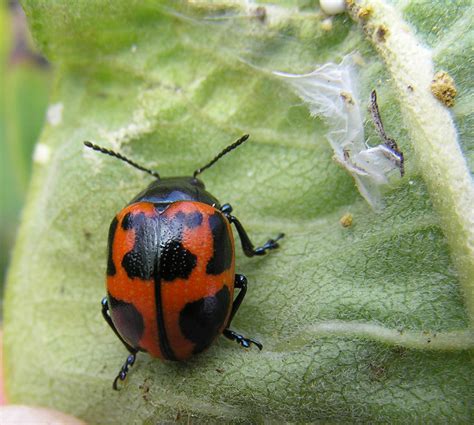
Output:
[101,297,139,390]
[220,204,284,257]
[223,274,263,350]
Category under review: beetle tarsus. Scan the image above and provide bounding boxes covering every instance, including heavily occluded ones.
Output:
[254,233,285,255]
[223,274,263,350]
[223,329,263,351]
[113,353,137,390]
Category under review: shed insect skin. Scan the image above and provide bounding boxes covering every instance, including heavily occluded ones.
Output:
[369,90,405,177]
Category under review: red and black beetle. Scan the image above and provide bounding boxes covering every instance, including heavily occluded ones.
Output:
[84,135,284,389]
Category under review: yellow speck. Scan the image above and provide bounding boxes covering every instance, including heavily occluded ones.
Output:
[430,71,457,107]
[357,6,373,20]
[340,213,353,228]
[340,91,355,105]
[352,53,366,66]
[321,17,333,32]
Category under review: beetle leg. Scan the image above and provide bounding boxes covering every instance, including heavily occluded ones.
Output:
[223,329,262,350]
[227,274,247,324]
[220,204,284,257]
[223,274,263,350]
[113,353,137,391]
[101,297,137,354]
[101,297,139,390]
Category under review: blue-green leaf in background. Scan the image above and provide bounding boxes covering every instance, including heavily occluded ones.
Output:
[0,2,51,305]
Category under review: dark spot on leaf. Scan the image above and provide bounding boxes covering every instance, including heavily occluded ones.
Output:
[375,25,389,42]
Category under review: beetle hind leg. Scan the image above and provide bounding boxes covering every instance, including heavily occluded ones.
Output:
[223,329,263,350]
[113,353,138,390]
[223,274,263,350]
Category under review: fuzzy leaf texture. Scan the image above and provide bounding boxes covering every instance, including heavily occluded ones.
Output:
[5,1,474,423]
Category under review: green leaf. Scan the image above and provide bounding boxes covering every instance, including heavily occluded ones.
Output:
[5,1,473,423]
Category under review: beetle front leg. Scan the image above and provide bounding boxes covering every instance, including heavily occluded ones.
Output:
[220,204,284,257]
[101,297,139,390]
[223,274,263,350]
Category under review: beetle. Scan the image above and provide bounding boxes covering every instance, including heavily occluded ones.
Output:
[84,135,284,389]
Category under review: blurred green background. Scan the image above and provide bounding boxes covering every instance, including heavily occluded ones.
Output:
[0,1,51,314]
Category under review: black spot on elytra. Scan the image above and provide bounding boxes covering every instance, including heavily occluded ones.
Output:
[175,211,203,229]
[107,217,118,276]
[109,294,144,349]
[179,286,230,354]
[121,212,159,280]
[121,212,133,230]
[160,240,197,281]
[206,213,232,275]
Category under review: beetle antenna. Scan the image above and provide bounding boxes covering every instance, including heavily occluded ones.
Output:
[84,141,160,179]
[193,134,250,178]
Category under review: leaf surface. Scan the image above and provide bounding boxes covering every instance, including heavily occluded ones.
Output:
[5,1,473,423]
